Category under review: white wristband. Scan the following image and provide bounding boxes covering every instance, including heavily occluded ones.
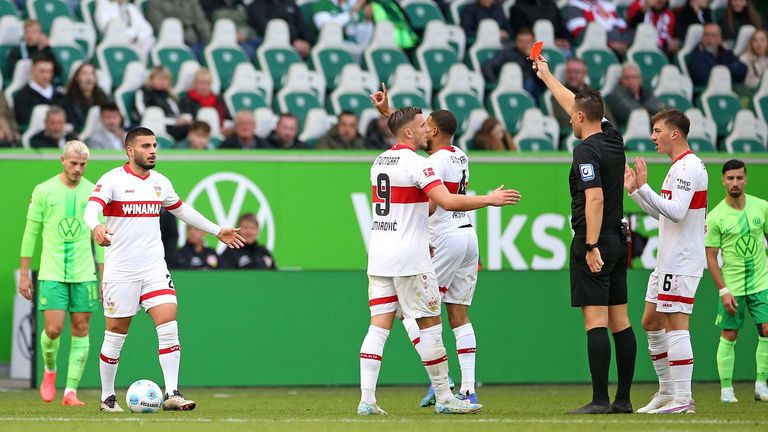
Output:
[719,287,730,297]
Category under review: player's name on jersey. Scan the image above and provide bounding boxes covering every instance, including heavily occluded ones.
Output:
[372,221,398,231]
[374,156,401,166]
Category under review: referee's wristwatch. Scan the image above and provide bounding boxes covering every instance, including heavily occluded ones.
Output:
[585,242,599,252]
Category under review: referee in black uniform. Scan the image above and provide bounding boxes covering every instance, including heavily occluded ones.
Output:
[533,54,637,414]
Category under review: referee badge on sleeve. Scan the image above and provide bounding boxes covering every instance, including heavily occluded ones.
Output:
[579,164,595,181]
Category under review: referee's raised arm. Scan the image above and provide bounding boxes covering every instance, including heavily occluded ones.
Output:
[532,55,576,116]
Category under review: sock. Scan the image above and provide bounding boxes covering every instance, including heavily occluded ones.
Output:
[612,327,637,403]
[157,321,181,396]
[453,323,476,395]
[402,318,421,347]
[756,336,768,384]
[417,324,452,404]
[646,329,673,394]
[717,337,736,388]
[667,329,694,401]
[65,335,89,393]
[359,325,389,405]
[100,330,126,401]
[40,330,60,372]
[586,327,611,405]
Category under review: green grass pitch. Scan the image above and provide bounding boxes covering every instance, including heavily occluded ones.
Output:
[1,383,767,431]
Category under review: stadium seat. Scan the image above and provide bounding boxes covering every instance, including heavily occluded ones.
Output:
[449,0,473,26]
[71,20,96,61]
[276,63,325,131]
[533,20,565,73]
[699,66,742,138]
[710,0,728,21]
[95,19,141,90]
[357,107,380,136]
[151,18,197,87]
[254,106,278,138]
[565,135,582,152]
[223,62,273,115]
[488,63,535,136]
[677,24,702,78]
[468,19,502,72]
[653,64,693,111]
[114,61,147,126]
[27,0,70,34]
[416,21,460,91]
[310,22,356,91]
[363,21,411,86]
[514,108,559,151]
[501,0,515,19]
[4,59,30,110]
[204,18,249,92]
[600,63,623,98]
[255,19,302,90]
[140,106,174,148]
[733,25,755,55]
[0,0,18,17]
[442,23,467,61]
[77,105,101,143]
[436,64,484,136]
[685,108,717,152]
[329,64,378,118]
[49,17,86,83]
[21,104,50,148]
[724,110,767,153]
[173,60,201,96]
[627,23,669,89]
[298,107,335,147]
[401,0,445,32]
[0,15,22,87]
[575,23,618,89]
[456,108,489,150]
[196,107,224,145]
[623,109,654,152]
[79,0,96,30]
[389,64,432,110]
[752,73,768,125]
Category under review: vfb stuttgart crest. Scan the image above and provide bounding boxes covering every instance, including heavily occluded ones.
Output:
[735,235,759,258]
[58,217,82,241]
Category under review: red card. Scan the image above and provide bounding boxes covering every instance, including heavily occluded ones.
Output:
[529,41,544,60]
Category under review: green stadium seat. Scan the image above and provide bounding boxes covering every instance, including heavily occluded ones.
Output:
[654,64,694,111]
[140,106,175,148]
[363,21,410,87]
[204,19,249,92]
[329,64,378,118]
[437,64,484,135]
[724,110,767,153]
[255,19,302,89]
[416,21,460,91]
[95,20,141,90]
[627,24,669,89]
[0,0,19,17]
[298,108,334,148]
[514,108,559,151]
[224,63,273,114]
[49,17,85,82]
[27,0,70,34]
[752,73,768,125]
[699,66,742,138]
[3,59,30,113]
[310,22,356,91]
[685,108,718,152]
[389,63,433,110]
[402,0,445,32]
[575,23,618,89]
[623,109,654,152]
[276,63,326,131]
[676,24,702,78]
[488,63,535,136]
[114,61,147,126]
[151,18,197,86]
[456,108,489,150]
[449,0,473,26]
[0,15,23,87]
[468,19,501,72]
[534,20,565,73]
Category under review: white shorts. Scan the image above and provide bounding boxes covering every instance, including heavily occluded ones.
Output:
[644,270,701,314]
[102,267,178,318]
[368,272,441,319]
[432,228,479,305]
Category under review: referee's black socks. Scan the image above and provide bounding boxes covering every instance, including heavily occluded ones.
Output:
[612,326,637,404]
[586,327,611,405]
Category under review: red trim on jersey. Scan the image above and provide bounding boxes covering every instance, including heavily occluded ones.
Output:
[658,294,695,304]
[672,150,694,164]
[360,353,382,361]
[422,355,448,366]
[651,352,668,361]
[123,163,150,180]
[89,196,107,207]
[411,337,420,346]
[457,348,476,355]
[371,186,430,204]
[103,200,163,217]
[435,146,456,153]
[669,358,694,366]
[438,286,448,294]
[368,295,398,307]
[159,345,180,355]
[444,182,460,194]
[165,200,183,211]
[100,353,119,364]
[422,179,442,194]
[689,190,707,209]
[391,144,416,152]
[140,289,176,303]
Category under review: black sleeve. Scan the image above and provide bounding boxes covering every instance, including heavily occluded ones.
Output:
[247,1,269,37]
[178,95,195,116]
[218,249,236,268]
[573,143,602,191]
[168,248,189,269]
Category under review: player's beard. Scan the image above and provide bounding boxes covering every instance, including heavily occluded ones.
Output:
[728,188,743,198]
[136,157,155,170]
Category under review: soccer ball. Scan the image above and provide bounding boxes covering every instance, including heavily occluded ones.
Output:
[126,379,163,413]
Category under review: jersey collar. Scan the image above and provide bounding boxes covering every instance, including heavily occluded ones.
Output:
[391,144,416,152]
[672,150,694,164]
[123,163,150,180]
[435,146,456,153]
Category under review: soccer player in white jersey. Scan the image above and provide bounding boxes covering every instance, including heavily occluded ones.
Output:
[623,109,708,414]
[358,107,521,415]
[83,128,245,412]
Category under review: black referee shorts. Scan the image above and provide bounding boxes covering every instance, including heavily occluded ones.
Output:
[570,235,628,307]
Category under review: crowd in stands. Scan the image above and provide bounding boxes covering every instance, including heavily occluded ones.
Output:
[0,0,767,152]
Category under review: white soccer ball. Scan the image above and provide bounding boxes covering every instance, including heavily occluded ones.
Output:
[126,379,163,413]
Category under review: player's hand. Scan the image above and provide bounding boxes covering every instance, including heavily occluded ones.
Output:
[586,248,604,273]
[722,293,739,316]
[624,163,637,193]
[218,227,245,249]
[93,225,112,247]
[19,272,34,301]
[531,55,550,80]
[487,185,522,206]
[369,82,391,118]
[634,157,648,187]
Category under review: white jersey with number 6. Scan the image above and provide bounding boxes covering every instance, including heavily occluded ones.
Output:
[428,146,472,237]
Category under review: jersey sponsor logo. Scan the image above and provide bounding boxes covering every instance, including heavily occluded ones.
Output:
[735,235,759,258]
[57,217,82,241]
[755,217,763,227]
[154,184,162,198]
[661,189,672,200]
[94,184,102,193]
[579,164,595,181]
[104,201,162,217]
[423,167,435,177]
[676,179,691,191]
[124,189,134,193]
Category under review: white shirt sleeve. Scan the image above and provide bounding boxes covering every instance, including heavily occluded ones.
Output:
[84,200,104,231]
[628,190,660,220]
[168,203,221,235]
[635,166,698,223]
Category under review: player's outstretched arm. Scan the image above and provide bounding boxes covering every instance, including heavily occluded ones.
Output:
[369,82,394,118]
[217,227,245,249]
[167,203,245,248]
[632,158,694,223]
[532,55,575,116]
[426,184,520,212]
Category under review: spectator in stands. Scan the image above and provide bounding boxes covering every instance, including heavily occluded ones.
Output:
[550,58,589,131]
[473,117,517,151]
[169,225,219,270]
[61,63,110,134]
[29,106,75,149]
[247,0,315,58]
[312,0,373,52]
[674,0,713,41]
[687,23,748,86]
[219,213,276,270]
[481,28,539,100]
[366,115,395,149]
[135,66,192,141]
[627,0,679,56]
[200,0,261,59]
[461,0,514,42]
[87,103,125,150]
[562,0,629,56]
[7,20,61,83]
[605,63,667,130]
[267,113,307,149]
[179,68,231,129]
[177,121,213,149]
[718,0,766,46]
[14,54,64,128]
[508,0,572,50]
[316,111,369,149]
[740,28,768,89]
[146,0,211,59]
[370,0,420,53]
[0,93,19,146]
[0,117,15,147]
[95,0,156,61]
[220,110,269,149]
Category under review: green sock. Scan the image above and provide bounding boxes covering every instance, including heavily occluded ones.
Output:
[66,335,90,391]
[717,337,737,388]
[40,331,60,372]
[756,336,768,383]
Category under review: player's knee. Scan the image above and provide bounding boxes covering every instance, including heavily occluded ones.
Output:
[44,324,62,339]
[446,308,469,328]
[759,323,768,338]
[641,314,662,331]
[71,320,90,337]
[722,329,738,341]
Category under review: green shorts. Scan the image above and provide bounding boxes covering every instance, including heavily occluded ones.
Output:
[38,280,99,313]
[715,290,768,330]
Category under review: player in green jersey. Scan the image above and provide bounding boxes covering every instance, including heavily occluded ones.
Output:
[19,141,103,406]
[705,159,768,403]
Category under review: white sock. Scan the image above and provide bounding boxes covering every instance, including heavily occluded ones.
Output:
[646,329,673,395]
[402,318,421,347]
[417,324,452,404]
[668,329,694,401]
[156,321,181,396]
[453,323,476,395]
[100,330,126,401]
[360,325,389,405]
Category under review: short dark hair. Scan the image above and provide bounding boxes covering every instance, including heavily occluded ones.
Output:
[387,107,422,136]
[30,52,54,66]
[237,212,258,226]
[278,112,298,122]
[722,159,746,174]
[125,127,155,147]
[189,120,211,135]
[652,109,690,137]
[100,102,121,114]
[338,111,357,120]
[573,87,604,122]
[516,27,534,38]
[429,110,458,137]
